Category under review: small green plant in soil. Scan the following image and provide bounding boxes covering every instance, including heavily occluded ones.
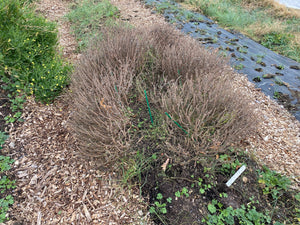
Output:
[0,133,15,222]
[3,94,25,124]
[199,180,211,194]
[204,199,272,225]
[274,91,281,99]
[149,193,171,224]
[257,165,291,200]
[120,150,157,190]
[175,187,190,198]
[150,193,169,215]
[0,195,14,222]
[218,154,242,176]
[233,64,244,70]
[0,132,8,149]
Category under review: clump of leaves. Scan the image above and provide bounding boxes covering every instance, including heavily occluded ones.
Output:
[0,155,15,222]
[0,132,8,149]
[0,195,14,222]
[257,166,291,200]
[204,199,273,225]
[0,133,15,222]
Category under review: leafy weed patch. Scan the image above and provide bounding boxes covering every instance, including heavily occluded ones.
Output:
[0,132,15,222]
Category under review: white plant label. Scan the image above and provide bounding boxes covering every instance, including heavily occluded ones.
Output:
[226,165,246,187]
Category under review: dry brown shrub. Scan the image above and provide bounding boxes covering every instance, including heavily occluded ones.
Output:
[69,27,153,166]
[147,29,256,162]
[159,72,254,162]
[70,25,257,167]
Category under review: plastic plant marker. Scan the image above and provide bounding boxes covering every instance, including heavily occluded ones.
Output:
[144,90,154,124]
[165,112,188,135]
[226,165,246,187]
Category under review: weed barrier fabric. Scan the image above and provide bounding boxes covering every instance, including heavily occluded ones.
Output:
[143,0,300,121]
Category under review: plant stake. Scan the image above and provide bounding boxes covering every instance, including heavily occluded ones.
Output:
[165,112,188,135]
[226,165,246,187]
[144,90,154,124]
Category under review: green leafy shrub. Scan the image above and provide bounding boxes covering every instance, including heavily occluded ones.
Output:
[0,0,71,103]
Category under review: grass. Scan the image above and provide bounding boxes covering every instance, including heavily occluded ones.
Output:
[66,0,120,51]
[181,0,300,62]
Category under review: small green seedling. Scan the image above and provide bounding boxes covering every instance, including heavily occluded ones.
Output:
[175,187,190,198]
[150,193,168,215]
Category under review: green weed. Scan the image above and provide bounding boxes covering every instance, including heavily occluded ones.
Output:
[149,192,169,224]
[0,195,14,222]
[175,187,190,198]
[233,64,244,70]
[150,193,168,214]
[204,199,273,225]
[218,154,242,176]
[0,142,15,222]
[0,132,8,149]
[257,166,291,200]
